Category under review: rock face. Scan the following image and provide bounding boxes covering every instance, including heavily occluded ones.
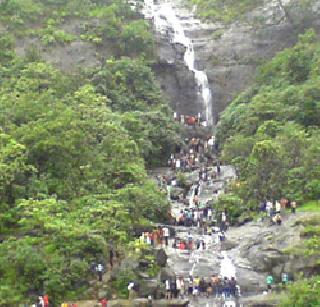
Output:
[151,0,320,122]
[227,212,320,289]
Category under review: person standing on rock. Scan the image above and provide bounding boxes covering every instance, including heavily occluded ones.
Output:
[178,276,185,299]
[266,274,273,293]
[170,278,177,299]
[220,212,227,232]
[208,207,213,222]
[43,294,49,307]
[128,281,136,300]
[217,160,221,175]
[187,275,193,296]
[165,279,171,299]
[96,263,104,282]
[266,201,273,218]
[162,226,169,247]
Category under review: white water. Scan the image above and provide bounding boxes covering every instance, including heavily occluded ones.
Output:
[142,0,213,126]
[220,250,236,279]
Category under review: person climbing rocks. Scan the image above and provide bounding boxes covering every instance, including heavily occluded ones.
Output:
[266,274,273,292]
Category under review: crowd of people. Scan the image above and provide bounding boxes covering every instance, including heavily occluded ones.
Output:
[166,136,216,173]
[163,274,239,300]
[174,112,208,127]
[260,199,298,226]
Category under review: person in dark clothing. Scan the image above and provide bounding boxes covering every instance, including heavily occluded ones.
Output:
[170,279,177,298]
[109,249,114,268]
[217,161,221,175]
[199,277,206,296]
[229,277,237,297]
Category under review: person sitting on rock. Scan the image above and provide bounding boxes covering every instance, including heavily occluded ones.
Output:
[276,214,282,226]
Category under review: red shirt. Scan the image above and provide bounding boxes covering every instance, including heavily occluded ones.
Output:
[100,299,108,307]
[43,295,49,307]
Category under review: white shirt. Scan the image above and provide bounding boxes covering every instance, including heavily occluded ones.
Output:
[222,213,226,222]
[165,280,170,290]
[276,202,281,212]
[97,264,103,272]
[176,159,181,168]
[208,209,212,217]
[163,227,169,237]
[176,279,181,290]
[128,282,134,290]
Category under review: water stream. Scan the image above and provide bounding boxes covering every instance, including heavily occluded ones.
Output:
[143,0,214,126]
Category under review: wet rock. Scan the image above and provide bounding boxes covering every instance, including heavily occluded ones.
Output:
[160,267,176,282]
[222,240,237,250]
[154,249,168,267]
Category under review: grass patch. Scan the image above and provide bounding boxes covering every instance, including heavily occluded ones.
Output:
[298,200,320,213]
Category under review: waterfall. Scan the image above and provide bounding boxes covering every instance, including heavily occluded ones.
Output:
[142,0,214,126]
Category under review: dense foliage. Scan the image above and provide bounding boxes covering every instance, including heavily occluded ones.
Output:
[280,275,320,306]
[216,29,320,218]
[0,0,154,57]
[0,0,178,304]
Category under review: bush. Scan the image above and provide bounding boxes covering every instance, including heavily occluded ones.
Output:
[280,276,320,307]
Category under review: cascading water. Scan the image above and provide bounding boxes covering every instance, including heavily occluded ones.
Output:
[143,0,214,126]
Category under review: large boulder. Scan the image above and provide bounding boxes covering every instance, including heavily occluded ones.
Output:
[154,249,167,267]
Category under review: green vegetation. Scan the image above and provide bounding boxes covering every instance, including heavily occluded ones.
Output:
[0,0,154,58]
[298,200,320,212]
[0,0,178,305]
[187,0,264,23]
[216,29,320,223]
[280,276,320,306]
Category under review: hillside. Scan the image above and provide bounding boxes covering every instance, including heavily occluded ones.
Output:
[0,0,179,305]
